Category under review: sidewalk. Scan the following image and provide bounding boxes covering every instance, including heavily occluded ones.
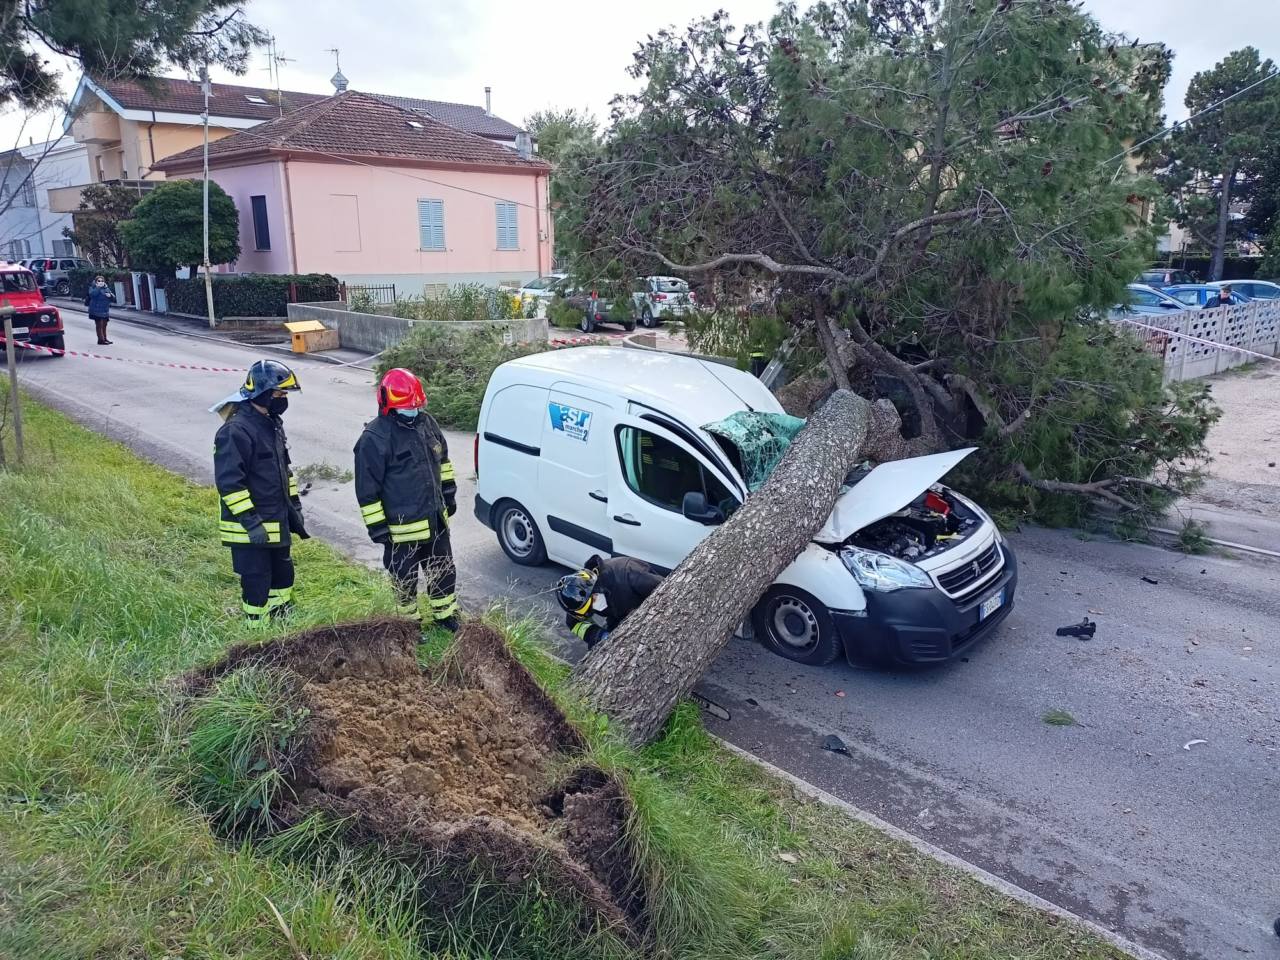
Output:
[1158,500,1280,559]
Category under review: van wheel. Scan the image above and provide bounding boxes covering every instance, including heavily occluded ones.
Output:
[36,334,65,355]
[751,586,841,666]
[494,499,547,566]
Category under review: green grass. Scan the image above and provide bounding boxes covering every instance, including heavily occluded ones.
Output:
[1042,709,1078,727]
[0,387,1132,959]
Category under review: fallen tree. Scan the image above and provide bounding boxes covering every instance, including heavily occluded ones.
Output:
[575,389,902,745]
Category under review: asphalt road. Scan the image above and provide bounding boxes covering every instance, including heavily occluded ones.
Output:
[12,309,1280,960]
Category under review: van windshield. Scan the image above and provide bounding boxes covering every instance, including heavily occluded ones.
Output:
[1,271,36,293]
[702,411,806,491]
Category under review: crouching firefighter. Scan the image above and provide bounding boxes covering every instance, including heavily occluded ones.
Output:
[354,368,460,631]
[557,554,664,649]
[212,360,308,625]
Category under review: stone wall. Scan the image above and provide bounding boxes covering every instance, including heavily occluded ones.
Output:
[286,302,548,354]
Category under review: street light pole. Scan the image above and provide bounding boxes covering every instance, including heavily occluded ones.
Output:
[200,64,216,329]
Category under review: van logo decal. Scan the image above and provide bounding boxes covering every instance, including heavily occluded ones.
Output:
[548,402,592,442]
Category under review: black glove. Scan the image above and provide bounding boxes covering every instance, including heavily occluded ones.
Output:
[244,521,270,546]
[446,500,458,518]
[370,526,391,545]
[288,503,310,540]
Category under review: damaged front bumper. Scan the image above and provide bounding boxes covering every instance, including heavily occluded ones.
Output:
[832,542,1018,666]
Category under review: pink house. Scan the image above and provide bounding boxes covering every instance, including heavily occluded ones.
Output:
[153,91,553,294]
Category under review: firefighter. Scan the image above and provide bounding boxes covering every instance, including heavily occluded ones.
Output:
[213,359,307,625]
[353,368,459,630]
[557,554,664,649]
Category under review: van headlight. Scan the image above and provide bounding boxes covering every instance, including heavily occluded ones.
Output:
[839,546,933,592]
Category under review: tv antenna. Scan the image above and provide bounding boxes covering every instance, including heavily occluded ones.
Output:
[265,35,295,115]
[325,47,348,93]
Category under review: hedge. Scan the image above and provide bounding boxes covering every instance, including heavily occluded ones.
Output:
[1152,255,1263,282]
[67,268,132,299]
[164,273,340,318]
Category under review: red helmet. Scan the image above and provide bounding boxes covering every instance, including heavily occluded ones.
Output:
[378,368,426,416]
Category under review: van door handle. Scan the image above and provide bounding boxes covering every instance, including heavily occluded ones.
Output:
[589,490,608,503]
[613,514,641,526]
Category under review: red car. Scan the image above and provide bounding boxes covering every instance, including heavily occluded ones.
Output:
[0,262,64,355]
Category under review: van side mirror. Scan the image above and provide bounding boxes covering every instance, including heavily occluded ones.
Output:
[682,491,724,525]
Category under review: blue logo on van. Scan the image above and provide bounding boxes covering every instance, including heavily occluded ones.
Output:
[548,402,592,442]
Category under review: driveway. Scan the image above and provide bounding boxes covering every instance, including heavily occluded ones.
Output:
[10,309,1280,960]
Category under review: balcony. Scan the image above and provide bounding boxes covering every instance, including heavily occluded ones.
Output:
[48,179,157,214]
[70,109,121,145]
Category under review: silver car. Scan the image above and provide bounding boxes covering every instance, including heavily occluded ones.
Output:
[631,276,697,327]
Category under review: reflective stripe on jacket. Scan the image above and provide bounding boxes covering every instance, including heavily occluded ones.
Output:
[213,403,300,547]
[353,411,457,544]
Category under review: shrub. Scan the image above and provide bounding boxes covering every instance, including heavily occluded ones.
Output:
[67,267,132,299]
[164,273,340,318]
[386,284,522,323]
[547,295,584,329]
[377,325,548,430]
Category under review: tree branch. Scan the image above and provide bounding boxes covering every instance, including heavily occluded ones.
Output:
[622,243,851,280]
[1012,463,1140,512]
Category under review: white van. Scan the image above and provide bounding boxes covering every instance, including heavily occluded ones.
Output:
[474,347,1017,667]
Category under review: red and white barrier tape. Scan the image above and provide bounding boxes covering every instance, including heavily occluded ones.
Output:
[1113,316,1280,365]
[0,335,244,372]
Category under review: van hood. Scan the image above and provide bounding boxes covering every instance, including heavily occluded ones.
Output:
[812,448,977,544]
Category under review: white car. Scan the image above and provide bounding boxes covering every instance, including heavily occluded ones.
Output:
[1206,279,1280,300]
[631,276,696,327]
[473,347,1016,667]
[517,274,568,314]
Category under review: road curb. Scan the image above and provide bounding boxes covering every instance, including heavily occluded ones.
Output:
[713,738,1172,960]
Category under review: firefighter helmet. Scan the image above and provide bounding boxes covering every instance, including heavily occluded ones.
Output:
[556,569,598,616]
[239,359,301,400]
[378,368,427,416]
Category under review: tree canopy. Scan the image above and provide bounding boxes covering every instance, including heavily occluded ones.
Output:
[64,182,143,267]
[524,107,598,165]
[556,0,1215,522]
[0,0,264,111]
[1155,47,1280,279]
[119,179,239,276]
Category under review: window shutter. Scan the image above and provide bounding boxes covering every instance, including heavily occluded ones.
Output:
[418,199,444,251]
[496,202,518,250]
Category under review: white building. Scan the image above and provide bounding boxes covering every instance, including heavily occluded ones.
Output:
[0,137,91,260]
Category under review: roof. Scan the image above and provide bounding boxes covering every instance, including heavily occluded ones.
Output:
[92,76,327,121]
[80,76,523,139]
[371,94,522,140]
[502,347,781,425]
[153,91,549,173]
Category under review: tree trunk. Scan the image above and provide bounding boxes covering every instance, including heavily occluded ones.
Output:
[1211,160,1238,281]
[573,389,903,745]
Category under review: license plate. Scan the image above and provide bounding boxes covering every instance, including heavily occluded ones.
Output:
[979,590,1004,620]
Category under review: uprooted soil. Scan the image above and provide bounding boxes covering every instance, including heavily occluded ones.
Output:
[183,617,647,942]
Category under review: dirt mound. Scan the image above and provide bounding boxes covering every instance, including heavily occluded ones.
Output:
[184,618,645,942]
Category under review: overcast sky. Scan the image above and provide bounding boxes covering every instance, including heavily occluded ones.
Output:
[1,0,1274,152]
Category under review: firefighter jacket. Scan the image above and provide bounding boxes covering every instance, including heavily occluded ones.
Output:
[214,403,302,547]
[565,554,663,646]
[353,412,457,544]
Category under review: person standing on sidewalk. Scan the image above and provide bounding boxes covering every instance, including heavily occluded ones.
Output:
[85,275,115,345]
[212,359,308,626]
[353,368,460,631]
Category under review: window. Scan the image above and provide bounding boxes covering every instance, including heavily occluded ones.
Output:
[1171,289,1199,305]
[245,94,268,105]
[18,180,35,206]
[2,269,35,292]
[495,201,518,250]
[250,195,271,250]
[417,199,445,251]
[59,259,77,270]
[1130,289,1163,307]
[406,120,424,130]
[654,277,689,293]
[615,425,733,515]
[52,239,74,257]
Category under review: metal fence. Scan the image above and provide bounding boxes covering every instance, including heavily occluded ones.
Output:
[1113,299,1280,382]
[344,282,397,306]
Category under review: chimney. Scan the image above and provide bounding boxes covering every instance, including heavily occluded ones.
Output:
[484,86,491,116]
[331,69,348,94]
[515,130,532,160]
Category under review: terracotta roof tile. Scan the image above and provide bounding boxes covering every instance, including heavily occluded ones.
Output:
[96,76,327,121]
[371,94,521,140]
[154,91,548,172]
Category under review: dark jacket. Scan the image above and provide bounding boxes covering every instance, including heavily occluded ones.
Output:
[85,285,114,318]
[566,554,663,646]
[353,412,456,544]
[214,403,302,547]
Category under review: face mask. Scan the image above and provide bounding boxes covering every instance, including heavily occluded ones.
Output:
[95,280,106,287]
[267,395,289,416]
[591,594,608,612]
[396,408,421,420]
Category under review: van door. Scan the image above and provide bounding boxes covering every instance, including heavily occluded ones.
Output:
[606,417,740,572]
[539,385,616,566]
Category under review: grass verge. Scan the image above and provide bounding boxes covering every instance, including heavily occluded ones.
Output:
[0,388,1132,959]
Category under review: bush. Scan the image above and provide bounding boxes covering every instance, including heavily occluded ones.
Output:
[547,295,584,329]
[386,284,522,323]
[684,308,791,368]
[67,267,132,299]
[164,273,340,318]
[377,325,549,430]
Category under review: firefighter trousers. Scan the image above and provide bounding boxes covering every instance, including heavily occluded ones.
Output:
[382,520,457,623]
[230,544,295,623]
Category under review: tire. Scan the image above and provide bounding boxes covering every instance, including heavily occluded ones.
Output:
[36,334,65,356]
[54,279,70,296]
[751,585,842,666]
[579,311,595,334]
[640,307,656,328]
[494,499,547,566]
[623,319,636,332]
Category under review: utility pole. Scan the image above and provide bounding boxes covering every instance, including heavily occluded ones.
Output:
[2,305,24,466]
[200,64,215,329]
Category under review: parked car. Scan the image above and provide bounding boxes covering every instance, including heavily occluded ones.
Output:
[559,286,634,334]
[631,276,696,327]
[517,273,568,310]
[1137,268,1196,289]
[1206,279,1280,300]
[0,263,65,354]
[23,256,95,297]
[1164,284,1251,308]
[1112,283,1188,317]
[474,347,1016,667]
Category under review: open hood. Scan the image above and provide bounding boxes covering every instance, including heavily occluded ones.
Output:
[812,448,977,544]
